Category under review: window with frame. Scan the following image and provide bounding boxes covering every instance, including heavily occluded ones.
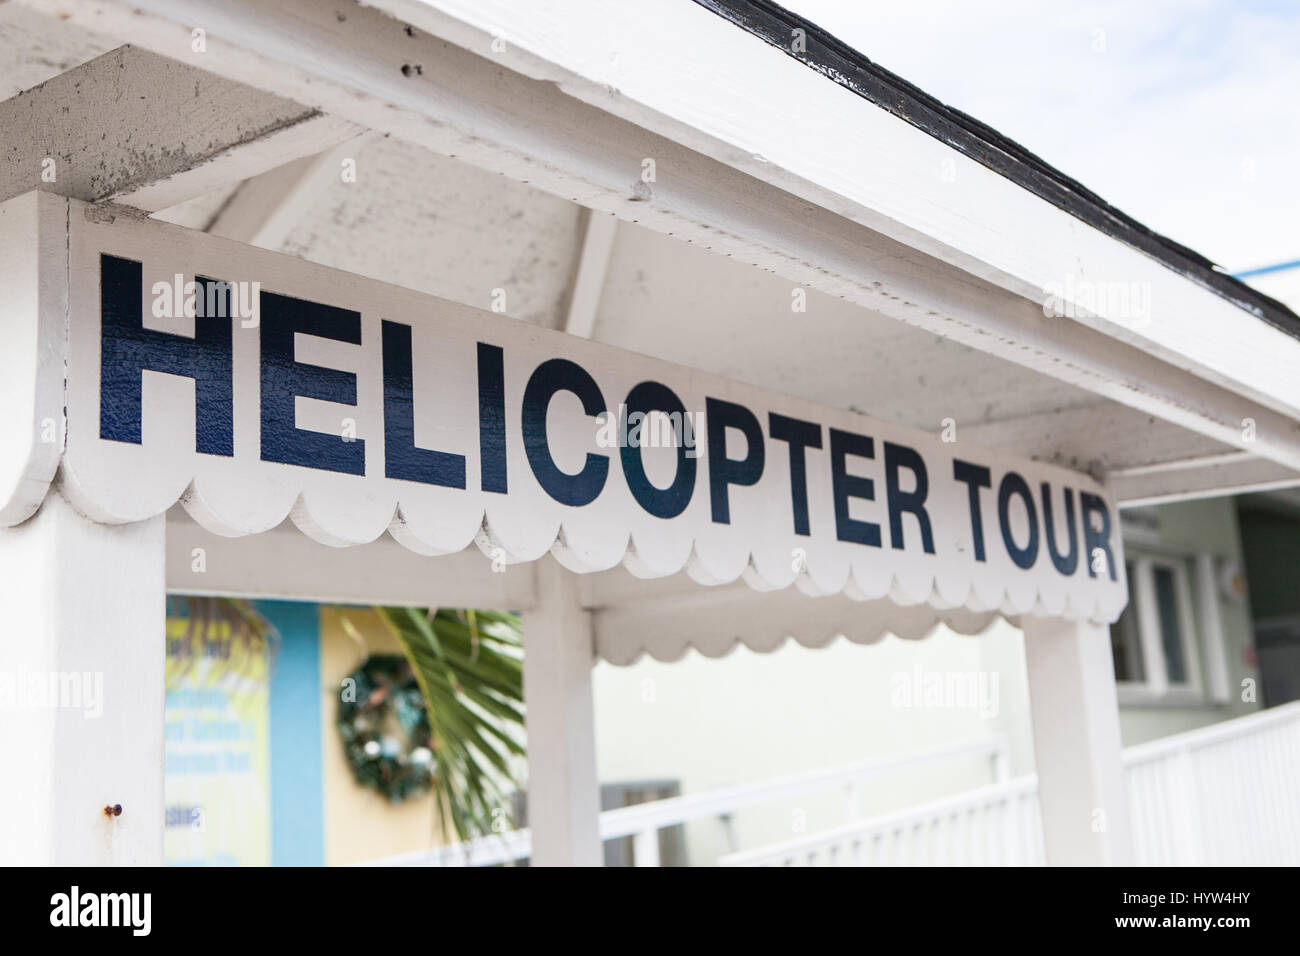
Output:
[1109,550,1214,704]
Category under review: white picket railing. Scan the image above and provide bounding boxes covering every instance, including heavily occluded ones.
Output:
[719,775,1044,866]
[720,701,1300,866]
[365,702,1300,867]
[364,736,1008,867]
[1124,700,1300,866]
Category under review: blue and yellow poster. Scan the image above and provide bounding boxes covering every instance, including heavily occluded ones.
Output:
[164,615,271,866]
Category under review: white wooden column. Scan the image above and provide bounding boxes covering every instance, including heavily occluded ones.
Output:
[1023,616,1132,866]
[522,556,602,866]
[0,489,166,864]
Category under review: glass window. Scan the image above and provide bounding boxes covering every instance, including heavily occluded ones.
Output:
[1110,562,1145,682]
[1108,552,1202,699]
[1153,564,1188,684]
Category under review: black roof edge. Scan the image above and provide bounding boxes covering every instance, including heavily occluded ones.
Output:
[694,0,1300,340]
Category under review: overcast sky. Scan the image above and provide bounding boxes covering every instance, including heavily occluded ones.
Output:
[783,0,1299,275]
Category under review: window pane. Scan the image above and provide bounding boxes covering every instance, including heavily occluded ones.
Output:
[1110,563,1144,682]
[1153,565,1187,684]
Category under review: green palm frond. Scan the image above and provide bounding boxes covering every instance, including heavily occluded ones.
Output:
[361,606,525,843]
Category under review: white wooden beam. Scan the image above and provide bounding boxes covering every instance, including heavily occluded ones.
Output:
[0,2,115,99]
[0,45,361,211]
[0,489,166,864]
[18,0,1300,478]
[963,408,1300,501]
[165,511,539,611]
[150,183,243,231]
[522,557,602,865]
[1022,616,1132,866]
[201,155,317,243]
[1111,454,1300,507]
[206,133,377,247]
[960,404,1230,477]
[562,210,618,339]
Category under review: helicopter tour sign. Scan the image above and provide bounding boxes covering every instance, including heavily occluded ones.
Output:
[6,194,1127,623]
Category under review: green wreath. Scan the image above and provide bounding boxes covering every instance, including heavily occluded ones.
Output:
[337,654,437,802]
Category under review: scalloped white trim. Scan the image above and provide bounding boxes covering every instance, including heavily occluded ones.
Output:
[53,455,1128,628]
[591,585,1005,665]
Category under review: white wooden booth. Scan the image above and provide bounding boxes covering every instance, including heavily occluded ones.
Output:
[1,0,1298,867]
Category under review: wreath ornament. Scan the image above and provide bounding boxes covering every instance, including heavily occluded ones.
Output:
[337,654,437,802]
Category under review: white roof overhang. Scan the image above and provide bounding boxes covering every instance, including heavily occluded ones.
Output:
[2,0,1297,662]
[1,191,1124,665]
[8,0,1298,501]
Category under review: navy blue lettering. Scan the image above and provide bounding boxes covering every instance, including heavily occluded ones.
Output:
[828,428,881,547]
[998,472,1039,570]
[621,381,696,519]
[953,459,991,562]
[705,398,765,524]
[380,320,465,487]
[768,413,821,536]
[99,254,233,455]
[522,358,608,506]
[1041,483,1079,575]
[477,343,508,493]
[260,290,363,475]
[884,442,934,553]
[1081,492,1118,580]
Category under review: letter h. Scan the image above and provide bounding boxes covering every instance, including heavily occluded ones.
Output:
[99,254,233,455]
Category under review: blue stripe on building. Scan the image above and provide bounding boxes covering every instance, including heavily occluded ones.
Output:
[263,600,326,866]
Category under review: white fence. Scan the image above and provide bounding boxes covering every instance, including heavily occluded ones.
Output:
[720,776,1044,866]
[1124,701,1300,866]
[365,701,1300,867]
[720,701,1300,866]
[365,737,1008,867]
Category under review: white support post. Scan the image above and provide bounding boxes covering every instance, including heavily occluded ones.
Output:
[632,827,661,868]
[0,489,166,864]
[1195,553,1232,704]
[1023,616,1132,866]
[522,556,602,866]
